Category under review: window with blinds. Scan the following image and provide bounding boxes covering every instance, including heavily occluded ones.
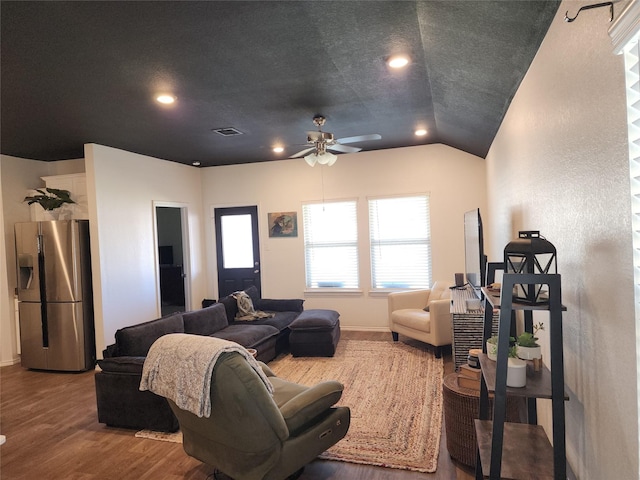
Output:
[622,40,640,352]
[302,200,359,289]
[368,195,431,289]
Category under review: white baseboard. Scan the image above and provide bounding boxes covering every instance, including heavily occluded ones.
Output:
[0,357,21,367]
[340,325,390,333]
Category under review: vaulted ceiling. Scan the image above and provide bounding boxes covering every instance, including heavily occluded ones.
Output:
[1,1,560,167]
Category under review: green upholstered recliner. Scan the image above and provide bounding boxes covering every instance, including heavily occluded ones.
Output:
[164,352,350,480]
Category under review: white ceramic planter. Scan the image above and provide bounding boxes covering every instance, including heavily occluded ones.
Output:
[507,358,527,388]
[487,340,497,361]
[517,345,542,360]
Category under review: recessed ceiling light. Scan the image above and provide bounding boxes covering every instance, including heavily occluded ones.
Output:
[415,128,428,136]
[192,161,201,166]
[156,94,176,104]
[273,146,284,153]
[388,55,410,69]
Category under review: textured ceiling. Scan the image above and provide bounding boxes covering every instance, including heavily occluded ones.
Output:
[0,1,559,167]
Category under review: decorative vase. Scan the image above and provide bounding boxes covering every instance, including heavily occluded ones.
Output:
[517,345,542,360]
[41,210,59,221]
[506,358,527,388]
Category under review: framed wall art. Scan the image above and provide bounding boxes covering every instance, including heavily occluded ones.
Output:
[268,211,298,237]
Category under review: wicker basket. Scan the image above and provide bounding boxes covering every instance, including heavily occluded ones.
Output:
[443,372,521,467]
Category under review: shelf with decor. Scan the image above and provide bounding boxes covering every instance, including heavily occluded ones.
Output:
[475,273,567,480]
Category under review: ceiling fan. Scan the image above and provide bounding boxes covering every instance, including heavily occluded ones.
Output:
[290,115,381,166]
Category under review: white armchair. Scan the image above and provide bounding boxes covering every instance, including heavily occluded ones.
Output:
[388,281,453,358]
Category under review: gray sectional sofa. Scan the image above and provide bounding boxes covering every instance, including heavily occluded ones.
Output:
[95,286,304,431]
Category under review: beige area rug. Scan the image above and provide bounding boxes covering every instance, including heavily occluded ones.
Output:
[270,339,444,473]
[135,429,182,443]
[136,339,444,473]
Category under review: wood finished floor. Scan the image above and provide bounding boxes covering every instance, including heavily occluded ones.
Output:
[0,331,475,480]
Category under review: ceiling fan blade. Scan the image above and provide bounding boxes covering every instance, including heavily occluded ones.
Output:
[337,133,382,144]
[328,143,361,153]
[289,147,316,159]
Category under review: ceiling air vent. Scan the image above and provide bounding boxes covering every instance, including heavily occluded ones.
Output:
[212,127,244,137]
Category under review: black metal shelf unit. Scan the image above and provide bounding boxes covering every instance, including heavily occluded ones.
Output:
[475,273,567,480]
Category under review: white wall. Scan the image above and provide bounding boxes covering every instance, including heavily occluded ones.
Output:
[486,2,638,478]
[201,143,487,330]
[84,144,206,354]
[0,155,85,365]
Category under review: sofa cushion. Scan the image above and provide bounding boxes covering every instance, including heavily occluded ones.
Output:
[211,324,279,348]
[219,295,239,323]
[97,356,145,374]
[115,312,184,357]
[183,303,228,336]
[259,298,304,313]
[231,310,299,332]
[244,285,262,309]
[391,309,431,333]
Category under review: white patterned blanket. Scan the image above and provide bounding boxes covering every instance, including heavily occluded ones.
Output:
[139,333,273,417]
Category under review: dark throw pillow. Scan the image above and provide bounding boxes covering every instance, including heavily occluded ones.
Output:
[183,303,229,336]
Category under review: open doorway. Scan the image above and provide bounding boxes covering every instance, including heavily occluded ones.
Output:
[155,204,190,316]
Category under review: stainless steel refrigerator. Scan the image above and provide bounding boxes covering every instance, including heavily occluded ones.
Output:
[15,220,95,371]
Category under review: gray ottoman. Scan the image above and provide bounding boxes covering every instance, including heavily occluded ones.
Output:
[289,309,341,357]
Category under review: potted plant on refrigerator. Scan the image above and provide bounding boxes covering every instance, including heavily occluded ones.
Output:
[24,188,75,220]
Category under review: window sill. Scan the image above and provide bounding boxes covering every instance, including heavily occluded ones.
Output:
[304,289,363,297]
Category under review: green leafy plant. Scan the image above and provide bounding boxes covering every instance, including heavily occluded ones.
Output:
[516,322,544,347]
[487,335,518,357]
[24,188,75,211]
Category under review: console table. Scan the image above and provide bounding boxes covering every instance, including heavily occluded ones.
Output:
[450,285,499,370]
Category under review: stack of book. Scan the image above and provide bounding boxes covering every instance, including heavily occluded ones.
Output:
[457,363,482,390]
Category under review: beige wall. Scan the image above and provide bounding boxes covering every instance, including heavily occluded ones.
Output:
[486,3,637,478]
[201,143,487,330]
[85,144,207,353]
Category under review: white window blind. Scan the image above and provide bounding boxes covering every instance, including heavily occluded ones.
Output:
[622,40,640,421]
[369,195,431,289]
[302,200,359,289]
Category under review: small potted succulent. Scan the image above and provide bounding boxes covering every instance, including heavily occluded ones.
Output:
[486,335,526,387]
[506,346,527,388]
[516,322,544,360]
[486,335,499,361]
[486,335,516,362]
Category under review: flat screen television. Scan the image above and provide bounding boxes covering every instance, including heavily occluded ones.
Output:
[464,208,486,293]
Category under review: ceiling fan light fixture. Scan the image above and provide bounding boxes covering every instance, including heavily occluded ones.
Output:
[304,151,337,167]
